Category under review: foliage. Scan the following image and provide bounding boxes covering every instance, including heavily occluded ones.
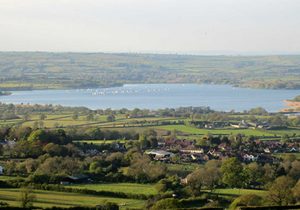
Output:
[150,198,181,210]
[266,176,296,206]
[19,187,36,208]
[126,154,167,182]
[221,158,246,188]
[229,194,263,210]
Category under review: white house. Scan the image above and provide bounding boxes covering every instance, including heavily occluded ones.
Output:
[145,150,175,160]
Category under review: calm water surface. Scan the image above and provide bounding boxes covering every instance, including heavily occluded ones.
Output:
[0,84,299,112]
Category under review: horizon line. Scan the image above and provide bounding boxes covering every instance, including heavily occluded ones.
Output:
[1,50,300,56]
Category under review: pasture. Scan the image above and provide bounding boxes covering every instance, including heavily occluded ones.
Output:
[154,124,300,137]
[0,188,145,209]
[211,188,267,196]
[67,183,158,196]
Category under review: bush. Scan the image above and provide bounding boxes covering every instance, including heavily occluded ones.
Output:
[150,198,182,210]
[229,194,263,210]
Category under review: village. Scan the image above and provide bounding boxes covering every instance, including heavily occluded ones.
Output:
[145,136,300,164]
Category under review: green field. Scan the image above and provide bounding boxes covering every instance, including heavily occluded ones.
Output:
[67,183,158,196]
[156,125,273,136]
[0,176,25,181]
[0,189,145,209]
[274,153,300,160]
[154,125,300,137]
[211,188,267,196]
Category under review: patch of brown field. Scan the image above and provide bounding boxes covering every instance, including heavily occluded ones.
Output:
[284,100,300,108]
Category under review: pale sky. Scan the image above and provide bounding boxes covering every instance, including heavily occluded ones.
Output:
[1,0,300,54]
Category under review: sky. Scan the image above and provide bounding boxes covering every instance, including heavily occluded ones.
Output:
[0,0,300,54]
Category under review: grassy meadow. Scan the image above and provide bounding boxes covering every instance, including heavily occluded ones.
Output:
[67,183,158,196]
[0,188,145,209]
[211,188,267,196]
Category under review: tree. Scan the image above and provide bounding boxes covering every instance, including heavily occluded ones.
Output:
[22,113,30,121]
[86,127,104,139]
[86,113,94,121]
[10,126,32,141]
[221,158,245,188]
[186,168,206,196]
[248,107,268,115]
[39,113,47,120]
[155,176,181,193]
[28,129,48,143]
[289,160,300,180]
[262,163,276,185]
[245,162,264,188]
[19,187,36,208]
[126,154,166,182]
[292,180,300,202]
[24,158,39,174]
[204,165,221,192]
[43,143,66,157]
[150,198,181,210]
[72,112,79,120]
[187,162,221,196]
[266,176,295,206]
[38,120,44,128]
[106,115,115,122]
[229,194,263,210]
[89,161,103,174]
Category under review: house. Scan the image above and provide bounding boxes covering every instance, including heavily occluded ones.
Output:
[0,140,16,148]
[242,154,257,162]
[180,147,204,154]
[218,143,230,151]
[231,121,248,129]
[289,147,298,152]
[145,150,175,160]
[204,124,215,129]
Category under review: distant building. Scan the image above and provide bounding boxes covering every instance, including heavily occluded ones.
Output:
[145,150,175,160]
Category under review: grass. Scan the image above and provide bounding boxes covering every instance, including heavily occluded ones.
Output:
[154,124,300,137]
[1,113,299,139]
[273,153,300,160]
[0,175,25,181]
[210,188,267,196]
[67,183,158,196]
[155,125,275,136]
[0,188,145,209]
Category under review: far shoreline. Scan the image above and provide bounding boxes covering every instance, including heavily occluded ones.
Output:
[1,82,300,92]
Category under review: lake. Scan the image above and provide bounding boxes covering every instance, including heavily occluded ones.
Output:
[0,84,299,112]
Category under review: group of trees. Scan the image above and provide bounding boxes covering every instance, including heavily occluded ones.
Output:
[0,126,139,143]
[186,156,300,192]
[182,157,300,207]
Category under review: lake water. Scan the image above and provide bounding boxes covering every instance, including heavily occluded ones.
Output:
[0,84,299,112]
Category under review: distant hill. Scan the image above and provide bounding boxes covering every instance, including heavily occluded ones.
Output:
[0,52,299,90]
